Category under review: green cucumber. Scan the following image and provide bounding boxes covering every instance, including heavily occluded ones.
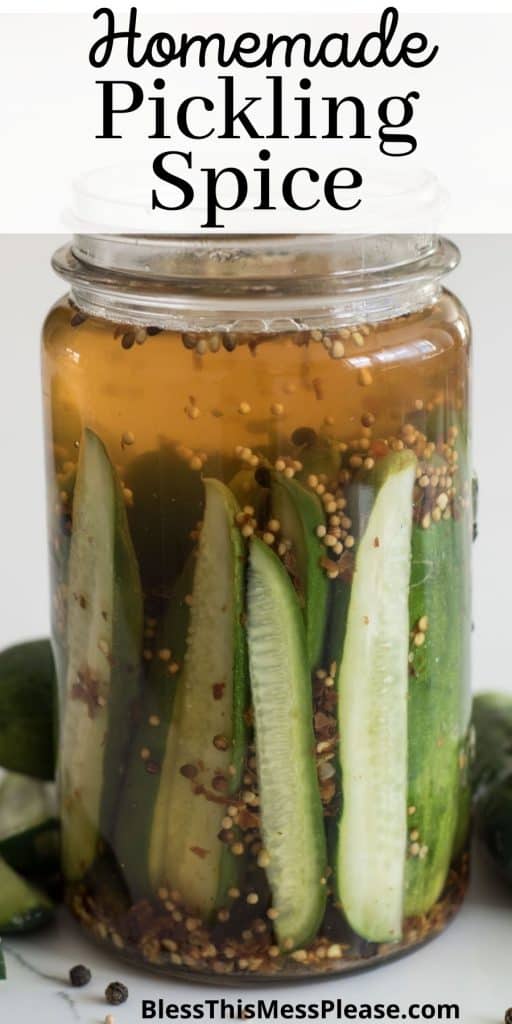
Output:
[247,537,327,950]
[115,557,194,901]
[472,694,512,885]
[124,445,204,596]
[0,855,53,934]
[0,640,55,780]
[271,474,328,671]
[405,516,470,917]
[148,479,248,916]
[335,451,416,943]
[0,772,59,879]
[60,429,143,881]
[229,468,268,518]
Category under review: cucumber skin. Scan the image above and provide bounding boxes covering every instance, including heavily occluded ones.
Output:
[147,479,248,915]
[0,820,60,881]
[335,451,416,944]
[103,444,145,836]
[472,695,512,885]
[248,537,327,951]
[114,559,194,901]
[60,429,143,882]
[271,474,329,672]
[405,517,470,917]
[0,640,55,780]
[0,856,54,934]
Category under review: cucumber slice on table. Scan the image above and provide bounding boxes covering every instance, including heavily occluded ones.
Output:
[334,451,416,944]
[0,772,59,878]
[0,639,55,780]
[405,515,470,917]
[147,479,248,917]
[0,855,53,934]
[247,537,327,951]
[271,474,329,672]
[60,429,143,881]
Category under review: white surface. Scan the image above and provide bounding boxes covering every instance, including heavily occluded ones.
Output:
[2,848,512,1023]
[0,235,511,1019]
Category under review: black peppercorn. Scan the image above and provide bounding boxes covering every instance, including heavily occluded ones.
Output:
[504,1009,512,1024]
[106,981,129,1006]
[291,426,317,447]
[69,964,91,987]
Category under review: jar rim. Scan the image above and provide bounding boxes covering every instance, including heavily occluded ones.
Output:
[56,233,457,286]
[51,234,459,330]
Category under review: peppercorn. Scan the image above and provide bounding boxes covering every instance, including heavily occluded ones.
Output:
[291,426,317,447]
[504,1010,512,1024]
[69,964,91,987]
[105,982,129,1006]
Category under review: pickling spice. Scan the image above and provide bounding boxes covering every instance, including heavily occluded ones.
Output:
[43,234,472,981]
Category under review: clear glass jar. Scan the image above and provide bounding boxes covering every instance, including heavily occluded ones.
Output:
[43,234,472,980]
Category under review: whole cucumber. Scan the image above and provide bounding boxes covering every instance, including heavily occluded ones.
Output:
[472,694,512,885]
[0,640,55,780]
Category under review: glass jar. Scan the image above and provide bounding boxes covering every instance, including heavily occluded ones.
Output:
[43,234,472,980]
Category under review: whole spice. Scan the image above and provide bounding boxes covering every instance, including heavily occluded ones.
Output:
[105,981,129,1006]
[69,964,91,987]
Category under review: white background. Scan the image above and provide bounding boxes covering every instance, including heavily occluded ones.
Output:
[1,9,512,231]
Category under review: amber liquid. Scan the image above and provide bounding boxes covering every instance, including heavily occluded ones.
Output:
[43,291,471,979]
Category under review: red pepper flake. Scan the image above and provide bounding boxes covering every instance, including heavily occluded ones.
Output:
[190,846,209,859]
[180,764,198,780]
[71,668,103,720]
[145,760,160,775]
[212,682,225,700]
[373,537,380,548]
[212,774,228,792]
[371,439,389,458]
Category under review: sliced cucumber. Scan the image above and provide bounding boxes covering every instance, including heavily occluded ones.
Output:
[405,517,469,917]
[60,429,143,881]
[335,451,416,944]
[148,479,248,917]
[0,772,59,878]
[271,474,328,671]
[247,537,327,951]
[0,855,53,934]
[115,557,194,901]
[0,639,55,780]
